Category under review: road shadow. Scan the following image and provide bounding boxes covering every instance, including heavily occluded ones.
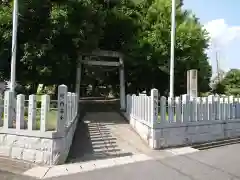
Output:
[66,99,133,163]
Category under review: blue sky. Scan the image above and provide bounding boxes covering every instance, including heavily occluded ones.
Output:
[183,0,240,76]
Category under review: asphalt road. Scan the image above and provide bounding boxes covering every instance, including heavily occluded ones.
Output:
[47,143,240,180]
[2,143,240,180]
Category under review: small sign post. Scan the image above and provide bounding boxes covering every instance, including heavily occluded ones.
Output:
[57,85,67,133]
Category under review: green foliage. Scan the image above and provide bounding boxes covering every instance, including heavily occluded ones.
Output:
[0,0,212,96]
[212,82,226,95]
[218,69,240,96]
[123,0,211,95]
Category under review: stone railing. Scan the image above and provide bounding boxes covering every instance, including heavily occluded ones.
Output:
[125,89,240,149]
[0,85,79,165]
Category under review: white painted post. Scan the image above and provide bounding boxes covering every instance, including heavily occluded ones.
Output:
[12,96,16,123]
[119,63,126,111]
[46,95,50,112]
[76,93,78,116]
[0,98,3,126]
[141,95,145,120]
[132,94,136,117]
[138,95,141,119]
[75,93,78,117]
[57,85,68,133]
[142,95,145,121]
[4,91,14,128]
[233,98,238,119]
[237,98,240,119]
[71,93,74,120]
[16,94,25,129]
[139,95,142,119]
[147,96,151,123]
[202,97,208,121]
[28,95,37,130]
[190,97,197,122]
[67,92,72,124]
[74,93,77,118]
[182,94,190,123]
[150,89,159,125]
[196,97,201,121]
[144,96,148,122]
[224,97,229,121]
[72,93,76,118]
[71,93,74,121]
[229,96,234,119]
[40,95,49,132]
[219,98,224,121]
[131,95,134,115]
[160,96,166,123]
[136,95,139,119]
[215,96,220,120]
[208,95,214,121]
[175,96,181,123]
[168,97,174,122]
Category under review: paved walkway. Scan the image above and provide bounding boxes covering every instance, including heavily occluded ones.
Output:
[66,100,158,163]
[23,100,176,179]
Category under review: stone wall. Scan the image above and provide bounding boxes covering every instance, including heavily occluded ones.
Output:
[154,122,224,148]
[125,114,240,149]
[123,113,155,148]
[0,115,78,165]
[125,89,240,149]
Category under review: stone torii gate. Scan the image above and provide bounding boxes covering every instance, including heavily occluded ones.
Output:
[75,50,126,111]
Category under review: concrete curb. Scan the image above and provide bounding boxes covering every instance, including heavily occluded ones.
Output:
[23,154,152,179]
[23,147,199,179]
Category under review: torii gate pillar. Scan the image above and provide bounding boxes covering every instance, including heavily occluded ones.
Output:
[119,56,125,111]
[75,56,82,99]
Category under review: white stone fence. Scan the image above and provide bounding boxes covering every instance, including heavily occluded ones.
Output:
[0,84,79,165]
[124,89,240,149]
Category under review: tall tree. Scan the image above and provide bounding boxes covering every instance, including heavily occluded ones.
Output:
[216,69,240,96]
[0,0,212,96]
[122,0,212,95]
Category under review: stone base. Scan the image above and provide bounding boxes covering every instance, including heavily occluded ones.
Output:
[123,112,240,149]
[0,116,78,165]
[122,113,156,149]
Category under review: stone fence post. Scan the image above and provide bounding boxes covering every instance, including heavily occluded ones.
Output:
[57,85,67,133]
[28,95,37,130]
[16,94,25,129]
[4,91,14,128]
[150,89,158,127]
[67,92,72,125]
[41,94,50,132]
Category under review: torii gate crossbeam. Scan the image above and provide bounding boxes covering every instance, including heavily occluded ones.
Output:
[75,50,126,111]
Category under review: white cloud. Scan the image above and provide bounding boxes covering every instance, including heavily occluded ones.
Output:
[204,19,240,49]
[203,19,240,76]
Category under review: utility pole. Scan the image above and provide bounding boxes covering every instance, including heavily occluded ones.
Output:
[169,0,176,98]
[216,51,221,83]
[10,0,19,92]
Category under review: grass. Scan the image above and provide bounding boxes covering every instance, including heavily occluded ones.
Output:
[158,114,177,122]
[0,97,58,131]
[27,108,57,131]
[29,95,57,130]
